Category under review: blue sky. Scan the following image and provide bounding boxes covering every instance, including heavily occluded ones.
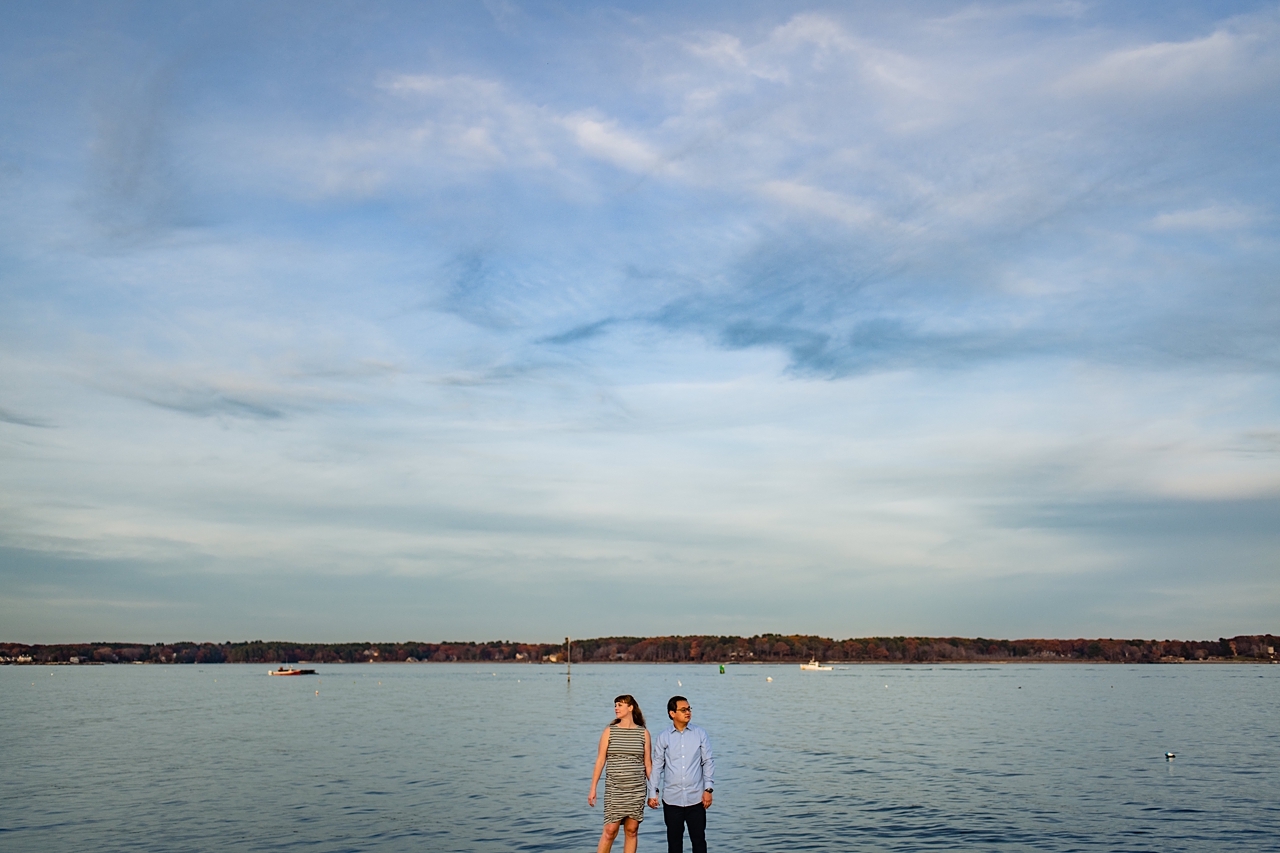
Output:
[2,1,1277,643]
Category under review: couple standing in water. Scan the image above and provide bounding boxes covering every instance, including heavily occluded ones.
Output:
[588,695,715,853]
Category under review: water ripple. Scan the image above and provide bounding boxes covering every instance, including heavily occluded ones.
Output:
[2,663,1277,852]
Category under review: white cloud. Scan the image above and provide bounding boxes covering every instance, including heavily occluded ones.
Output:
[769,13,930,95]
[1055,13,1280,100]
[1149,204,1262,232]
[758,180,883,229]
[770,13,858,55]
[931,1,1086,26]
[380,73,553,167]
[384,74,666,179]
[562,113,667,174]
[685,32,750,71]
[226,72,686,199]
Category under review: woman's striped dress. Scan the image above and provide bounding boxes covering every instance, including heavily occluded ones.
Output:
[603,724,647,826]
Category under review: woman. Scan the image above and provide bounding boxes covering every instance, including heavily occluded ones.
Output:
[588,695,652,853]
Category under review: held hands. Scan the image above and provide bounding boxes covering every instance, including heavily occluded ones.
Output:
[644,793,711,808]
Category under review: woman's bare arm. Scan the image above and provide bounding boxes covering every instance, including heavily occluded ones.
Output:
[588,727,610,807]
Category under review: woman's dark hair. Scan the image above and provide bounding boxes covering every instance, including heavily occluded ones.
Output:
[612,694,646,727]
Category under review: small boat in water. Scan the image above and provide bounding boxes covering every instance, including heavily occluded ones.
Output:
[269,666,317,676]
[799,659,833,671]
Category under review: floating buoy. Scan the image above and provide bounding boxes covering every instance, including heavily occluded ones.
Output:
[316,690,320,696]
[766,677,772,682]
[719,665,725,674]
[678,680,682,687]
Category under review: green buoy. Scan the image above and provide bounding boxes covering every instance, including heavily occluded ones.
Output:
[719,664,725,674]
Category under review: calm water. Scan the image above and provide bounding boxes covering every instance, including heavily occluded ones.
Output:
[2,662,1278,852]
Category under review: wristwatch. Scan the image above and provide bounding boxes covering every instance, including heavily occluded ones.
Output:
[704,788,713,793]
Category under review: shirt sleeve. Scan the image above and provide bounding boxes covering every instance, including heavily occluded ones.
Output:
[648,730,666,800]
[700,728,715,790]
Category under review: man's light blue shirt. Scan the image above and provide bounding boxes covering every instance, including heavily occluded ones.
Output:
[649,723,714,806]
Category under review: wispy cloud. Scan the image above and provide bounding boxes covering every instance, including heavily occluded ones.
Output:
[0,406,54,428]
[540,318,620,346]
[563,113,669,174]
[758,181,887,229]
[1055,10,1280,101]
[1149,204,1262,231]
[84,363,359,421]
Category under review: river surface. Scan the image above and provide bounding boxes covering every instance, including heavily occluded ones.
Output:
[2,662,1277,852]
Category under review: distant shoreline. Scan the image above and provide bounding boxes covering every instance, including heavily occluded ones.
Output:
[5,658,1275,666]
[4,633,1276,665]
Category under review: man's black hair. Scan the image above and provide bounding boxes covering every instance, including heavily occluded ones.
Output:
[668,695,688,714]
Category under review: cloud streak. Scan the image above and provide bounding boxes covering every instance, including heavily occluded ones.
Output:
[0,407,54,428]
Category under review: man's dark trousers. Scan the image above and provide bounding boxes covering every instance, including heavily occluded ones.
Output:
[663,802,707,853]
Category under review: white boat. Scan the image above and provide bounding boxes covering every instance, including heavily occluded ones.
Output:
[799,659,832,671]
[269,666,317,676]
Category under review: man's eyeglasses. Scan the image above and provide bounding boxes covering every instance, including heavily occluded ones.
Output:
[674,706,692,713]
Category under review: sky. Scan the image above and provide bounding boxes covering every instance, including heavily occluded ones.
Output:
[1,1,1278,644]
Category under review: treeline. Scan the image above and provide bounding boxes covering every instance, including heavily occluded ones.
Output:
[0,640,561,665]
[2,634,1276,664]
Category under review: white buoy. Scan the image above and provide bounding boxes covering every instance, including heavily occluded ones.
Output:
[766,677,772,682]
[678,680,682,687]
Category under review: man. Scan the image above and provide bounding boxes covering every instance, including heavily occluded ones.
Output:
[648,695,714,853]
